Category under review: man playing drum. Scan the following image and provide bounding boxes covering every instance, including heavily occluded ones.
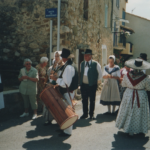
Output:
[50,48,78,136]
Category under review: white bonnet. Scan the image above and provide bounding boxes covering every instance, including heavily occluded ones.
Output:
[109,55,115,62]
[53,51,62,63]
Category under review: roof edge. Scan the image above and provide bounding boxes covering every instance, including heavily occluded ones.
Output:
[126,12,150,22]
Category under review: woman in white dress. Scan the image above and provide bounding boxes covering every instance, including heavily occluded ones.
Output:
[43,51,64,125]
[100,55,121,114]
[116,58,150,136]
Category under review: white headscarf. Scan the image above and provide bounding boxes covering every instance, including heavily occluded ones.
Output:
[109,55,115,62]
[53,51,62,64]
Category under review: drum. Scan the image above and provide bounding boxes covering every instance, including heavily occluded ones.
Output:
[40,86,78,130]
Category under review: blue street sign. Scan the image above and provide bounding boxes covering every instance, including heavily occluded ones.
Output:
[45,8,57,18]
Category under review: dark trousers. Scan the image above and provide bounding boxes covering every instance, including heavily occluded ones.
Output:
[81,83,97,116]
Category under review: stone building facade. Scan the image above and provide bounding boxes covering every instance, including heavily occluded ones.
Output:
[0,0,113,90]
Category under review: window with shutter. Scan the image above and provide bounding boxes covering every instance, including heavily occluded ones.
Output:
[122,10,126,25]
[116,0,119,9]
[105,4,108,27]
[83,0,88,20]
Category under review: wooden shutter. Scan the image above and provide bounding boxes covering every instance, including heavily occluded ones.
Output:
[84,0,88,20]
[122,10,126,25]
[116,0,119,8]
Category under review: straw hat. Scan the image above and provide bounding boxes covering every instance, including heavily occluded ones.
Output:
[125,58,150,70]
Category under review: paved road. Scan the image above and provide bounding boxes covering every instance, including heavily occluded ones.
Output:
[1,93,150,150]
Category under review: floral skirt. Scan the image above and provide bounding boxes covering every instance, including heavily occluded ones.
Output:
[119,86,127,100]
[116,88,150,134]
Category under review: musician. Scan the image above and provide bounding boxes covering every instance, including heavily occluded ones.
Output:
[80,49,102,119]
[43,51,64,126]
[50,48,78,137]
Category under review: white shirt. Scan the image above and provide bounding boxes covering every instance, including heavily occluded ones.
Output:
[56,64,75,88]
[83,60,102,81]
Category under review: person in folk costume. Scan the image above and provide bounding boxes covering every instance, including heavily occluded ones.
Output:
[50,48,78,136]
[116,58,150,136]
[139,53,150,107]
[43,51,64,126]
[100,55,121,114]
[80,49,102,119]
[120,64,132,100]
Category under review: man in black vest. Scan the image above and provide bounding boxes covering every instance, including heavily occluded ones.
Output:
[80,49,102,119]
[50,48,78,136]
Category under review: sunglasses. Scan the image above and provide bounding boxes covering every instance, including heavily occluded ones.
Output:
[26,63,31,65]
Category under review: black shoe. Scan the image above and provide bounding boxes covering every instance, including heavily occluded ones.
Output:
[58,132,71,137]
[80,114,88,119]
[89,116,95,120]
[103,112,111,115]
[114,109,119,114]
[56,129,63,133]
[44,121,52,126]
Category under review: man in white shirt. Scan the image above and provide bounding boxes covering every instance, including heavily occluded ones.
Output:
[80,49,102,119]
[50,48,78,136]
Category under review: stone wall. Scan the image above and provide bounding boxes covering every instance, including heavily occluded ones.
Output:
[0,0,113,89]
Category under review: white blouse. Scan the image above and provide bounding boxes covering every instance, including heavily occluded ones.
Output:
[56,65,75,88]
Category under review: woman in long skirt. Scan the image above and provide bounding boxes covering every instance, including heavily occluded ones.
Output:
[116,58,150,136]
[100,55,121,114]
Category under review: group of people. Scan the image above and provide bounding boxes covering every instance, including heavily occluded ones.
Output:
[18,48,150,137]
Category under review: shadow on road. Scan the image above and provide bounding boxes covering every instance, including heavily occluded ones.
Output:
[23,116,71,150]
[73,118,92,129]
[0,113,39,132]
[23,137,71,150]
[111,131,149,150]
[95,113,117,124]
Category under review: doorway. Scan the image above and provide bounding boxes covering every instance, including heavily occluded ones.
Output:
[76,49,84,83]
[102,45,107,72]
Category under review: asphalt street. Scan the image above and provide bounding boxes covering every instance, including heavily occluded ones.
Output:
[0,93,150,150]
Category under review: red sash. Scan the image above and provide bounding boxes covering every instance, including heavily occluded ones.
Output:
[127,73,147,108]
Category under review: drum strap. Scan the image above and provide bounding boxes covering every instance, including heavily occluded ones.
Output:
[65,84,77,109]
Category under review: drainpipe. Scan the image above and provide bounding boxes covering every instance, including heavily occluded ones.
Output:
[49,20,53,66]
[111,0,113,32]
[57,0,61,51]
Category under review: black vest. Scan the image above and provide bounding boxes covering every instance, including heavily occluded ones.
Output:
[59,59,78,95]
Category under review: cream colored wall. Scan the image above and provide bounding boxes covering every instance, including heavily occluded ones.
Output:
[126,13,150,62]
[119,0,127,26]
